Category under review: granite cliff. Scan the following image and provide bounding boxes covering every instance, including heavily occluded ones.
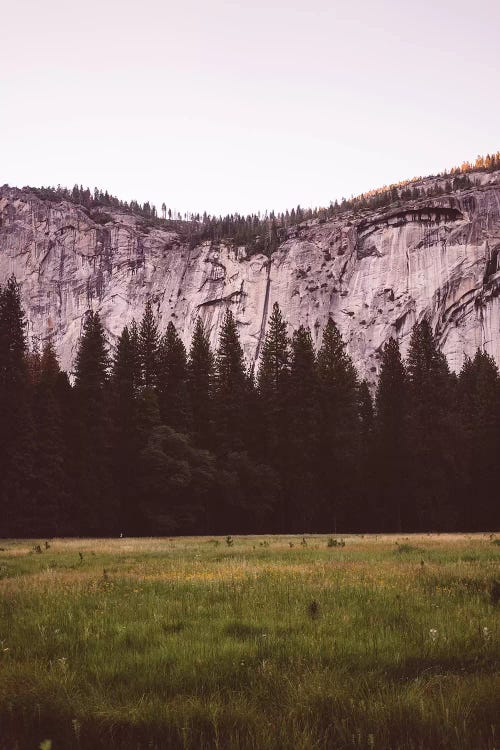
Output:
[1,171,500,380]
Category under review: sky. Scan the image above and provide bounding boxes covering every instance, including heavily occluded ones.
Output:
[1,0,499,217]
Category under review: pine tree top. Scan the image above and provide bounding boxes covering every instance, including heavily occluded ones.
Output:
[74,310,109,390]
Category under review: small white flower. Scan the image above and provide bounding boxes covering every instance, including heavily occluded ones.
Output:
[429,628,438,642]
[482,626,490,641]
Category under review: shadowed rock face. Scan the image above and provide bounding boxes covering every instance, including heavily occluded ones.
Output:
[1,172,500,381]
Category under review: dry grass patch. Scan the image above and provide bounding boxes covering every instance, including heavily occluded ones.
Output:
[0,533,498,749]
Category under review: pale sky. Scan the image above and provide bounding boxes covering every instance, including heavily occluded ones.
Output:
[1,0,498,216]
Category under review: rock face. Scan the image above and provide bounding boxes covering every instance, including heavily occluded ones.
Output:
[1,172,500,381]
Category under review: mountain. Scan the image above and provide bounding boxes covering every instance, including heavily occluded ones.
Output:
[1,169,499,379]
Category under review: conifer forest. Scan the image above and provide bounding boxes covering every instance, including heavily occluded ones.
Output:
[0,276,498,538]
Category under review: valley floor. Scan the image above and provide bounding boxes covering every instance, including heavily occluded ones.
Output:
[0,533,499,749]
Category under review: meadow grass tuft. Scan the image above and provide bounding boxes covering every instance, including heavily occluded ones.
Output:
[0,533,498,749]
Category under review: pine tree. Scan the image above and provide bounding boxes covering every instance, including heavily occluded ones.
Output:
[458,350,500,530]
[257,302,290,400]
[187,317,215,448]
[357,379,375,530]
[256,302,290,468]
[112,326,139,406]
[139,299,159,390]
[214,308,247,454]
[406,320,457,530]
[0,276,27,391]
[375,337,408,531]
[0,277,34,535]
[316,318,360,532]
[40,339,61,385]
[157,322,190,432]
[73,310,115,534]
[31,341,69,536]
[286,325,320,530]
[110,325,144,531]
[74,311,110,392]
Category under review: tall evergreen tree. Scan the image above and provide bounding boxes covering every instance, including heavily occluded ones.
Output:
[74,311,109,392]
[316,318,360,531]
[286,325,320,530]
[112,326,140,406]
[0,277,34,536]
[139,299,159,390]
[0,277,27,390]
[187,317,215,448]
[157,322,190,432]
[357,379,375,529]
[110,325,144,531]
[214,308,247,453]
[458,349,500,529]
[256,302,290,471]
[257,302,290,402]
[406,320,457,530]
[375,337,408,531]
[73,310,115,534]
[40,339,61,384]
[31,341,69,536]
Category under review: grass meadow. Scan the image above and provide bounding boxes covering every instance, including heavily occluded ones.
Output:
[0,534,498,749]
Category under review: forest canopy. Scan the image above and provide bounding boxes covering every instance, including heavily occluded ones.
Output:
[0,278,498,538]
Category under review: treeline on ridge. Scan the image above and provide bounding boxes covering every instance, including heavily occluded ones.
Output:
[0,276,498,538]
[25,151,500,257]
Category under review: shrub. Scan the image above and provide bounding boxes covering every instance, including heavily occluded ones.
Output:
[327,538,345,548]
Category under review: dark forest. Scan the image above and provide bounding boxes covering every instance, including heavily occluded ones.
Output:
[0,277,498,538]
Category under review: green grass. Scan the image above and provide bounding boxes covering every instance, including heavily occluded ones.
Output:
[0,534,498,749]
